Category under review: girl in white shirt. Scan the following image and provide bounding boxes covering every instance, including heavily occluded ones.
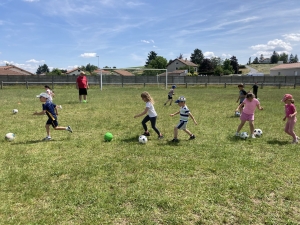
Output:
[134,91,163,139]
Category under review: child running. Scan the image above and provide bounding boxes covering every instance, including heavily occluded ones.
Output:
[170,96,197,142]
[236,83,247,114]
[235,92,263,138]
[134,91,163,139]
[282,94,298,144]
[33,93,72,141]
[164,85,176,106]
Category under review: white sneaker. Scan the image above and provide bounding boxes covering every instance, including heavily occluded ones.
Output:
[291,141,298,144]
[43,136,51,141]
[235,132,239,137]
[58,105,62,109]
[252,134,256,138]
[67,126,73,133]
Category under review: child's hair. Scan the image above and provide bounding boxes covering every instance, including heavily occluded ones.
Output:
[45,85,51,89]
[141,91,154,104]
[246,92,255,99]
[238,83,244,88]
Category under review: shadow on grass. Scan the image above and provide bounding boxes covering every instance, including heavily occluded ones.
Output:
[121,136,140,143]
[12,139,60,144]
[267,139,290,145]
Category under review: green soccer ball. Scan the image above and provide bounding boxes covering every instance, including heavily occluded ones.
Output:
[104,132,113,142]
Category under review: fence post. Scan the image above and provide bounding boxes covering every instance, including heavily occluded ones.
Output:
[224,83,226,88]
[1,81,3,89]
[26,81,29,89]
[144,83,145,87]
[294,83,296,89]
[186,83,187,88]
[261,83,263,89]
[205,83,207,88]
[279,83,281,89]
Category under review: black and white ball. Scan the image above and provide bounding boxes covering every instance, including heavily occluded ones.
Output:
[12,109,18,114]
[5,133,15,141]
[254,129,263,137]
[240,132,249,139]
[235,111,240,117]
[138,135,148,144]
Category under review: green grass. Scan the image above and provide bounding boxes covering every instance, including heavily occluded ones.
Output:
[1,85,300,224]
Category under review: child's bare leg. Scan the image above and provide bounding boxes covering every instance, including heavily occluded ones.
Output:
[54,126,67,131]
[237,120,246,133]
[45,124,50,137]
[183,129,192,136]
[173,127,178,139]
[249,120,255,134]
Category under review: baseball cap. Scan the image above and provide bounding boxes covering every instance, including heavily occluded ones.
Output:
[282,94,293,102]
[80,71,86,75]
[175,96,186,103]
[36,93,50,99]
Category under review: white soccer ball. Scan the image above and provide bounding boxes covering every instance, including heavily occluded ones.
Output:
[12,109,18,114]
[254,129,263,137]
[240,132,249,139]
[139,135,148,144]
[5,133,15,141]
[235,111,240,117]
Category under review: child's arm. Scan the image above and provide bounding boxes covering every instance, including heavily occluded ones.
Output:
[189,112,198,125]
[256,104,263,110]
[289,108,297,117]
[33,110,46,115]
[55,107,58,116]
[170,111,180,117]
[134,107,148,118]
[235,102,244,111]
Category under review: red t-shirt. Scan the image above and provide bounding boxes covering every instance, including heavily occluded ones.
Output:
[76,75,88,88]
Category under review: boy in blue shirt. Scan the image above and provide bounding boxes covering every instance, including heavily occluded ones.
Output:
[33,93,72,141]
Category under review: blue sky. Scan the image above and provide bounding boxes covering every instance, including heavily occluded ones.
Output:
[1,0,300,73]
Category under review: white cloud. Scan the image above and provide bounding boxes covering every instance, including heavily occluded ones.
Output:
[221,54,232,59]
[80,53,97,58]
[23,0,40,2]
[141,40,154,44]
[204,52,215,58]
[126,1,145,7]
[283,33,300,42]
[250,39,292,52]
[26,59,45,63]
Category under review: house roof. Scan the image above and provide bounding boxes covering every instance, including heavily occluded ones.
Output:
[270,63,300,70]
[95,69,111,75]
[167,58,198,67]
[113,70,134,76]
[0,65,34,75]
[65,68,80,74]
[158,70,186,76]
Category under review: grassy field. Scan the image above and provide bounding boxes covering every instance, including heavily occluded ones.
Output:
[1,84,300,224]
[247,64,279,75]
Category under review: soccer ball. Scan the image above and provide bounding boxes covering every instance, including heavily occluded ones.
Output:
[104,132,113,142]
[235,111,240,117]
[12,109,18,114]
[5,133,15,141]
[240,132,249,139]
[139,135,148,144]
[254,129,263,137]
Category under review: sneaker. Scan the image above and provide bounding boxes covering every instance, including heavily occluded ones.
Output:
[297,136,299,140]
[143,132,150,136]
[67,126,73,133]
[158,135,164,139]
[189,135,195,140]
[164,103,166,106]
[171,138,179,143]
[58,105,62,109]
[235,132,239,137]
[291,140,298,144]
[43,136,51,141]
[252,134,256,138]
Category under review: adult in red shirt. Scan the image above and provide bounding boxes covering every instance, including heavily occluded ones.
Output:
[76,71,89,103]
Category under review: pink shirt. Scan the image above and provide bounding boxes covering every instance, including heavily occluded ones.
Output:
[242,98,260,114]
[285,104,296,118]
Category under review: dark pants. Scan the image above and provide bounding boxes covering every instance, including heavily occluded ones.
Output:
[142,115,160,136]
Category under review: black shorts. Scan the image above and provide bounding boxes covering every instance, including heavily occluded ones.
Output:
[79,88,87,95]
[168,95,173,100]
[46,119,58,128]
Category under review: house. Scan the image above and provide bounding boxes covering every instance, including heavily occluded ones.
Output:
[167,58,198,73]
[0,65,34,75]
[95,69,111,75]
[259,58,271,64]
[65,68,81,76]
[270,63,300,76]
[112,70,134,76]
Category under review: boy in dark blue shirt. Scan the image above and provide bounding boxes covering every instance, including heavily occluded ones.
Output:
[33,93,72,140]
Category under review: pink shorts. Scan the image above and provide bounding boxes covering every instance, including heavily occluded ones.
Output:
[240,112,254,121]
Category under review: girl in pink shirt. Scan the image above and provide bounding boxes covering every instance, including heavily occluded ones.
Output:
[282,94,298,144]
[235,93,263,138]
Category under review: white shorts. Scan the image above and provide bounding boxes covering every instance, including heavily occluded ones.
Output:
[176,121,187,130]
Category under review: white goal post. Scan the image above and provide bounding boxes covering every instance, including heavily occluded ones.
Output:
[97,68,168,90]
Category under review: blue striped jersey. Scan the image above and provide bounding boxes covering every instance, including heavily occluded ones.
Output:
[179,105,190,121]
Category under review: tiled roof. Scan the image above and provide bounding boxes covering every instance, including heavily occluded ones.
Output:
[94,69,111,75]
[270,63,300,70]
[66,68,80,74]
[0,65,34,75]
[177,58,198,66]
[113,70,134,76]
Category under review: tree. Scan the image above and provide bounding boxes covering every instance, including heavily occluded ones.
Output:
[179,65,195,75]
[248,57,251,65]
[148,56,168,69]
[177,53,183,59]
[259,54,264,63]
[190,48,204,65]
[36,64,50,75]
[85,63,98,74]
[199,59,213,74]
[230,56,239,74]
[270,51,279,64]
[294,54,299,63]
[223,59,234,75]
[279,53,288,63]
[214,66,223,76]
[210,57,223,70]
[289,54,294,63]
[145,51,157,67]
[50,68,62,76]
[252,57,259,64]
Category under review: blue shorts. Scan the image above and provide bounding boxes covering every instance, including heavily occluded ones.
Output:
[168,95,173,100]
[176,121,187,130]
[46,118,58,128]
